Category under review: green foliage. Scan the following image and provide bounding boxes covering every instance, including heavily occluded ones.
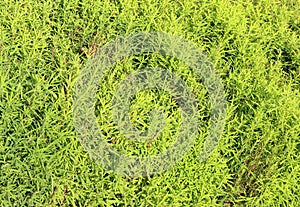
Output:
[0,0,299,206]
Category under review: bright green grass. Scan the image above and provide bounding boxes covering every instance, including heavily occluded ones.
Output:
[1,0,300,206]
